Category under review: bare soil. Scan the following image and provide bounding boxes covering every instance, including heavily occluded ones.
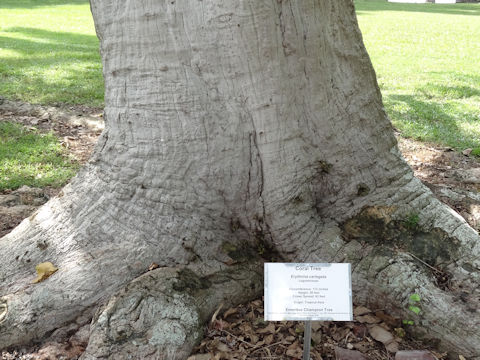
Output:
[397,135,480,234]
[1,102,478,359]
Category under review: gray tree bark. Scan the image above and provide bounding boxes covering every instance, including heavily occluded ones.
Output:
[0,0,479,359]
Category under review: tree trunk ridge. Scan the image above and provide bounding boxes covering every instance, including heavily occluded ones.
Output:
[0,0,479,359]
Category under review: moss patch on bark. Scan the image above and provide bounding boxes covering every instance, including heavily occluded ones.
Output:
[342,206,460,267]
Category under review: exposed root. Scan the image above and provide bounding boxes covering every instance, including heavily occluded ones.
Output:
[339,196,480,358]
[81,264,263,359]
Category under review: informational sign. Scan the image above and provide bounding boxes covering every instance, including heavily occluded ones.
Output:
[264,263,352,321]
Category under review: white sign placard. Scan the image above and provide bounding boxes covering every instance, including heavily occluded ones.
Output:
[264,263,352,321]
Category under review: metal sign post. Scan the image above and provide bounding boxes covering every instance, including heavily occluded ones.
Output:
[302,320,312,360]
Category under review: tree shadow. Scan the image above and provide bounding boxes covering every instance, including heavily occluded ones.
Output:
[385,91,479,149]
[1,27,98,52]
[0,27,102,105]
[355,0,480,17]
[0,0,88,9]
[419,83,480,99]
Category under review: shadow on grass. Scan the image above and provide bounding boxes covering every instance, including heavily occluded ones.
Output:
[385,93,479,149]
[0,0,88,9]
[419,84,480,100]
[1,27,98,52]
[0,27,103,105]
[355,0,480,16]
[0,122,78,191]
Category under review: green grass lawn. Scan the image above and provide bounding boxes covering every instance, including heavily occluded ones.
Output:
[0,122,78,190]
[355,0,480,151]
[0,0,102,106]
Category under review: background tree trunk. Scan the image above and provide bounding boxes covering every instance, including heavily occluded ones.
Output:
[1,0,479,358]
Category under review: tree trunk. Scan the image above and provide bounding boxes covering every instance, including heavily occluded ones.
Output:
[1,0,479,358]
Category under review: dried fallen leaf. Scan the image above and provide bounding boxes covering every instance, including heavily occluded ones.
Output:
[312,330,322,344]
[257,322,275,334]
[286,341,302,358]
[187,354,212,360]
[432,351,447,359]
[246,310,256,321]
[216,343,229,352]
[368,325,394,345]
[287,340,300,350]
[254,321,269,332]
[356,314,381,324]
[239,322,255,334]
[284,335,296,342]
[148,262,159,271]
[251,300,262,307]
[332,327,350,342]
[353,342,372,352]
[353,324,368,338]
[223,258,237,266]
[354,306,372,316]
[212,319,227,330]
[210,339,229,353]
[264,334,274,345]
[32,262,58,283]
[248,333,259,343]
[385,340,399,353]
[254,340,265,348]
[210,303,224,325]
[222,307,237,319]
[335,347,367,360]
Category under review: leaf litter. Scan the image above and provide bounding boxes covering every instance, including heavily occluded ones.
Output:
[188,298,446,360]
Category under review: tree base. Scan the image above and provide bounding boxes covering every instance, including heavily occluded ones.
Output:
[81,264,262,359]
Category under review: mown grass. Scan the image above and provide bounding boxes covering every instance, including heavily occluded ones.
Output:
[0,0,102,107]
[355,0,480,151]
[0,122,78,190]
